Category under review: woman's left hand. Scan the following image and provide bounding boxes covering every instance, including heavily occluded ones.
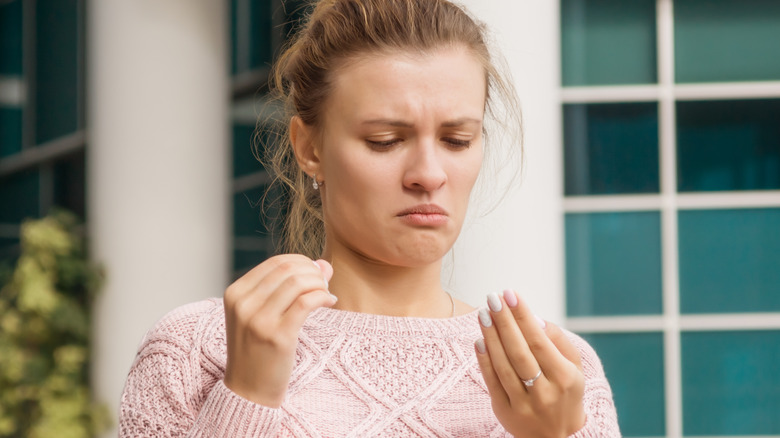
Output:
[475,289,586,438]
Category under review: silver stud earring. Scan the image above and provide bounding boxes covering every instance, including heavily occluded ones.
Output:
[312,174,319,190]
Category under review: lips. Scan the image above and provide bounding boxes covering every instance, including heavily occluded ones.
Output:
[396,204,449,226]
[396,204,449,217]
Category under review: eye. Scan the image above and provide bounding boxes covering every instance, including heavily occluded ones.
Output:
[442,137,472,149]
[366,138,402,150]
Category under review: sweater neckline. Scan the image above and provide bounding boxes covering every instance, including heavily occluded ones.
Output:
[306,306,481,337]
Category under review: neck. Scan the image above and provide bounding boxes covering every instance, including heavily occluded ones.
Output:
[321,246,453,318]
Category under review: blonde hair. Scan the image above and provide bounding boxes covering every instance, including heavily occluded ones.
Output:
[259,0,522,258]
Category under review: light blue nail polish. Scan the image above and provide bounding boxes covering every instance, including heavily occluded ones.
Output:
[478,307,492,327]
[487,292,502,312]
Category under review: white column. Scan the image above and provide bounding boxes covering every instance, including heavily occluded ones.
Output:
[87,1,230,435]
[448,1,564,323]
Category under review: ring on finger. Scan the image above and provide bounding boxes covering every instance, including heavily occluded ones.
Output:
[521,369,542,388]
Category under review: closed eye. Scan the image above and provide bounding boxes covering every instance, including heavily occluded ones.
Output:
[443,137,472,149]
[366,138,403,150]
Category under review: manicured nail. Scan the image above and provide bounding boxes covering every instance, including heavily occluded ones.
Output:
[313,261,329,290]
[535,314,547,329]
[503,289,518,308]
[475,338,486,354]
[487,293,502,312]
[478,307,492,327]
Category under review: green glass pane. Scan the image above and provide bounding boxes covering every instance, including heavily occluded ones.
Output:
[0,169,39,222]
[582,333,664,436]
[233,248,273,277]
[0,0,23,75]
[675,0,780,83]
[679,208,780,314]
[230,0,239,74]
[0,107,23,157]
[233,184,285,238]
[249,0,274,70]
[561,0,657,86]
[35,0,80,143]
[564,102,659,195]
[52,150,85,220]
[566,212,662,316]
[233,124,264,178]
[682,331,780,435]
[677,99,780,192]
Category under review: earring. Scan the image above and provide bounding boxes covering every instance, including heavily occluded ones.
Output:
[312,174,319,190]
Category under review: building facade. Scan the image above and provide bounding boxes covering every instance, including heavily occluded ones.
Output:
[1,0,779,436]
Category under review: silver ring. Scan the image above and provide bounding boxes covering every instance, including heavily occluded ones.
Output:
[521,369,542,388]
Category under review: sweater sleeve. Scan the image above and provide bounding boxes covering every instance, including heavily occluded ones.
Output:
[118,299,284,437]
[566,331,622,438]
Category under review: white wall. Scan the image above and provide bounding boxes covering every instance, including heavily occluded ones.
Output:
[449,1,565,324]
[87,2,230,436]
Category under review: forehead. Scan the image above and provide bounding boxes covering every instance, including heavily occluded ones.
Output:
[323,47,487,126]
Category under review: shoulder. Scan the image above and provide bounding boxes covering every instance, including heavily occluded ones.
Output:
[134,298,226,362]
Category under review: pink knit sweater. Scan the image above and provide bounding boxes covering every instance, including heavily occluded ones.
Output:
[119,298,620,437]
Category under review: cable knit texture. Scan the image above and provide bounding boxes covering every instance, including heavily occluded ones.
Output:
[120,298,621,437]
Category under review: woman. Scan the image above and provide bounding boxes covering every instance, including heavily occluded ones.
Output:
[119,0,620,436]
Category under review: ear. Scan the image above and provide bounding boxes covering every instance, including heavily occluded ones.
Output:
[290,116,321,177]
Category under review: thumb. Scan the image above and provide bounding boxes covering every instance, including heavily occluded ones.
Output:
[543,321,583,372]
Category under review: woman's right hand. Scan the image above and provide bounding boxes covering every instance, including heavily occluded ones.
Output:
[222,254,336,407]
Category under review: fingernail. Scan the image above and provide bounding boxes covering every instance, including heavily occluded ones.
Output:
[487,293,502,312]
[313,261,329,290]
[475,338,486,354]
[478,307,492,327]
[329,293,338,303]
[535,314,547,329]
[503,289,518,308]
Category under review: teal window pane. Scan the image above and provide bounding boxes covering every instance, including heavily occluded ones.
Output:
[675,0,780,83]
[0,169,39,222]
[682,331,780,435]
[677,99,780,192]
[233,124,264,178]
[249,0,273,70]
[53,150,85,219]
[0,0,23,75]
[233,248,273,277]
[0,107,23,157]
[234,186,267,237]
[234,184,283,238]
[566,212,662,316]
[561,0,657,86]
[582,333,664,436]
[679,208,780,314]
[35,0,80,143]
[564,103,659,195]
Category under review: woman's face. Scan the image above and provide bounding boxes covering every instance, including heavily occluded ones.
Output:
[314,46,486,267]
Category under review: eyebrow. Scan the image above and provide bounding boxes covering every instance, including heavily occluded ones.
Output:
[361,117,482,128]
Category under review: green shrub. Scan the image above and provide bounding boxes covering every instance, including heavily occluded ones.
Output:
[0,212,108,438]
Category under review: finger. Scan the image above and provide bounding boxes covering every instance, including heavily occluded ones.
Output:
[474,338,509,406]
[505,290,575,382]
[261,269,333,316]
[227,254,313,302]
[487,292,546,389]
[478,307,525,397]
[544,321,584,373]
[277,288,338,334]
[313,259,334,284]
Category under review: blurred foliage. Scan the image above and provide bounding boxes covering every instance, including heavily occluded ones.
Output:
[0,211,109,437]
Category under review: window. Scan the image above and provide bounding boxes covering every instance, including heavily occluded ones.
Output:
[0,0,85,264]
[561,0,780,436]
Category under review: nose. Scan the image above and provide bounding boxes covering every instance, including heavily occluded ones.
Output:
[402,139,447,192]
